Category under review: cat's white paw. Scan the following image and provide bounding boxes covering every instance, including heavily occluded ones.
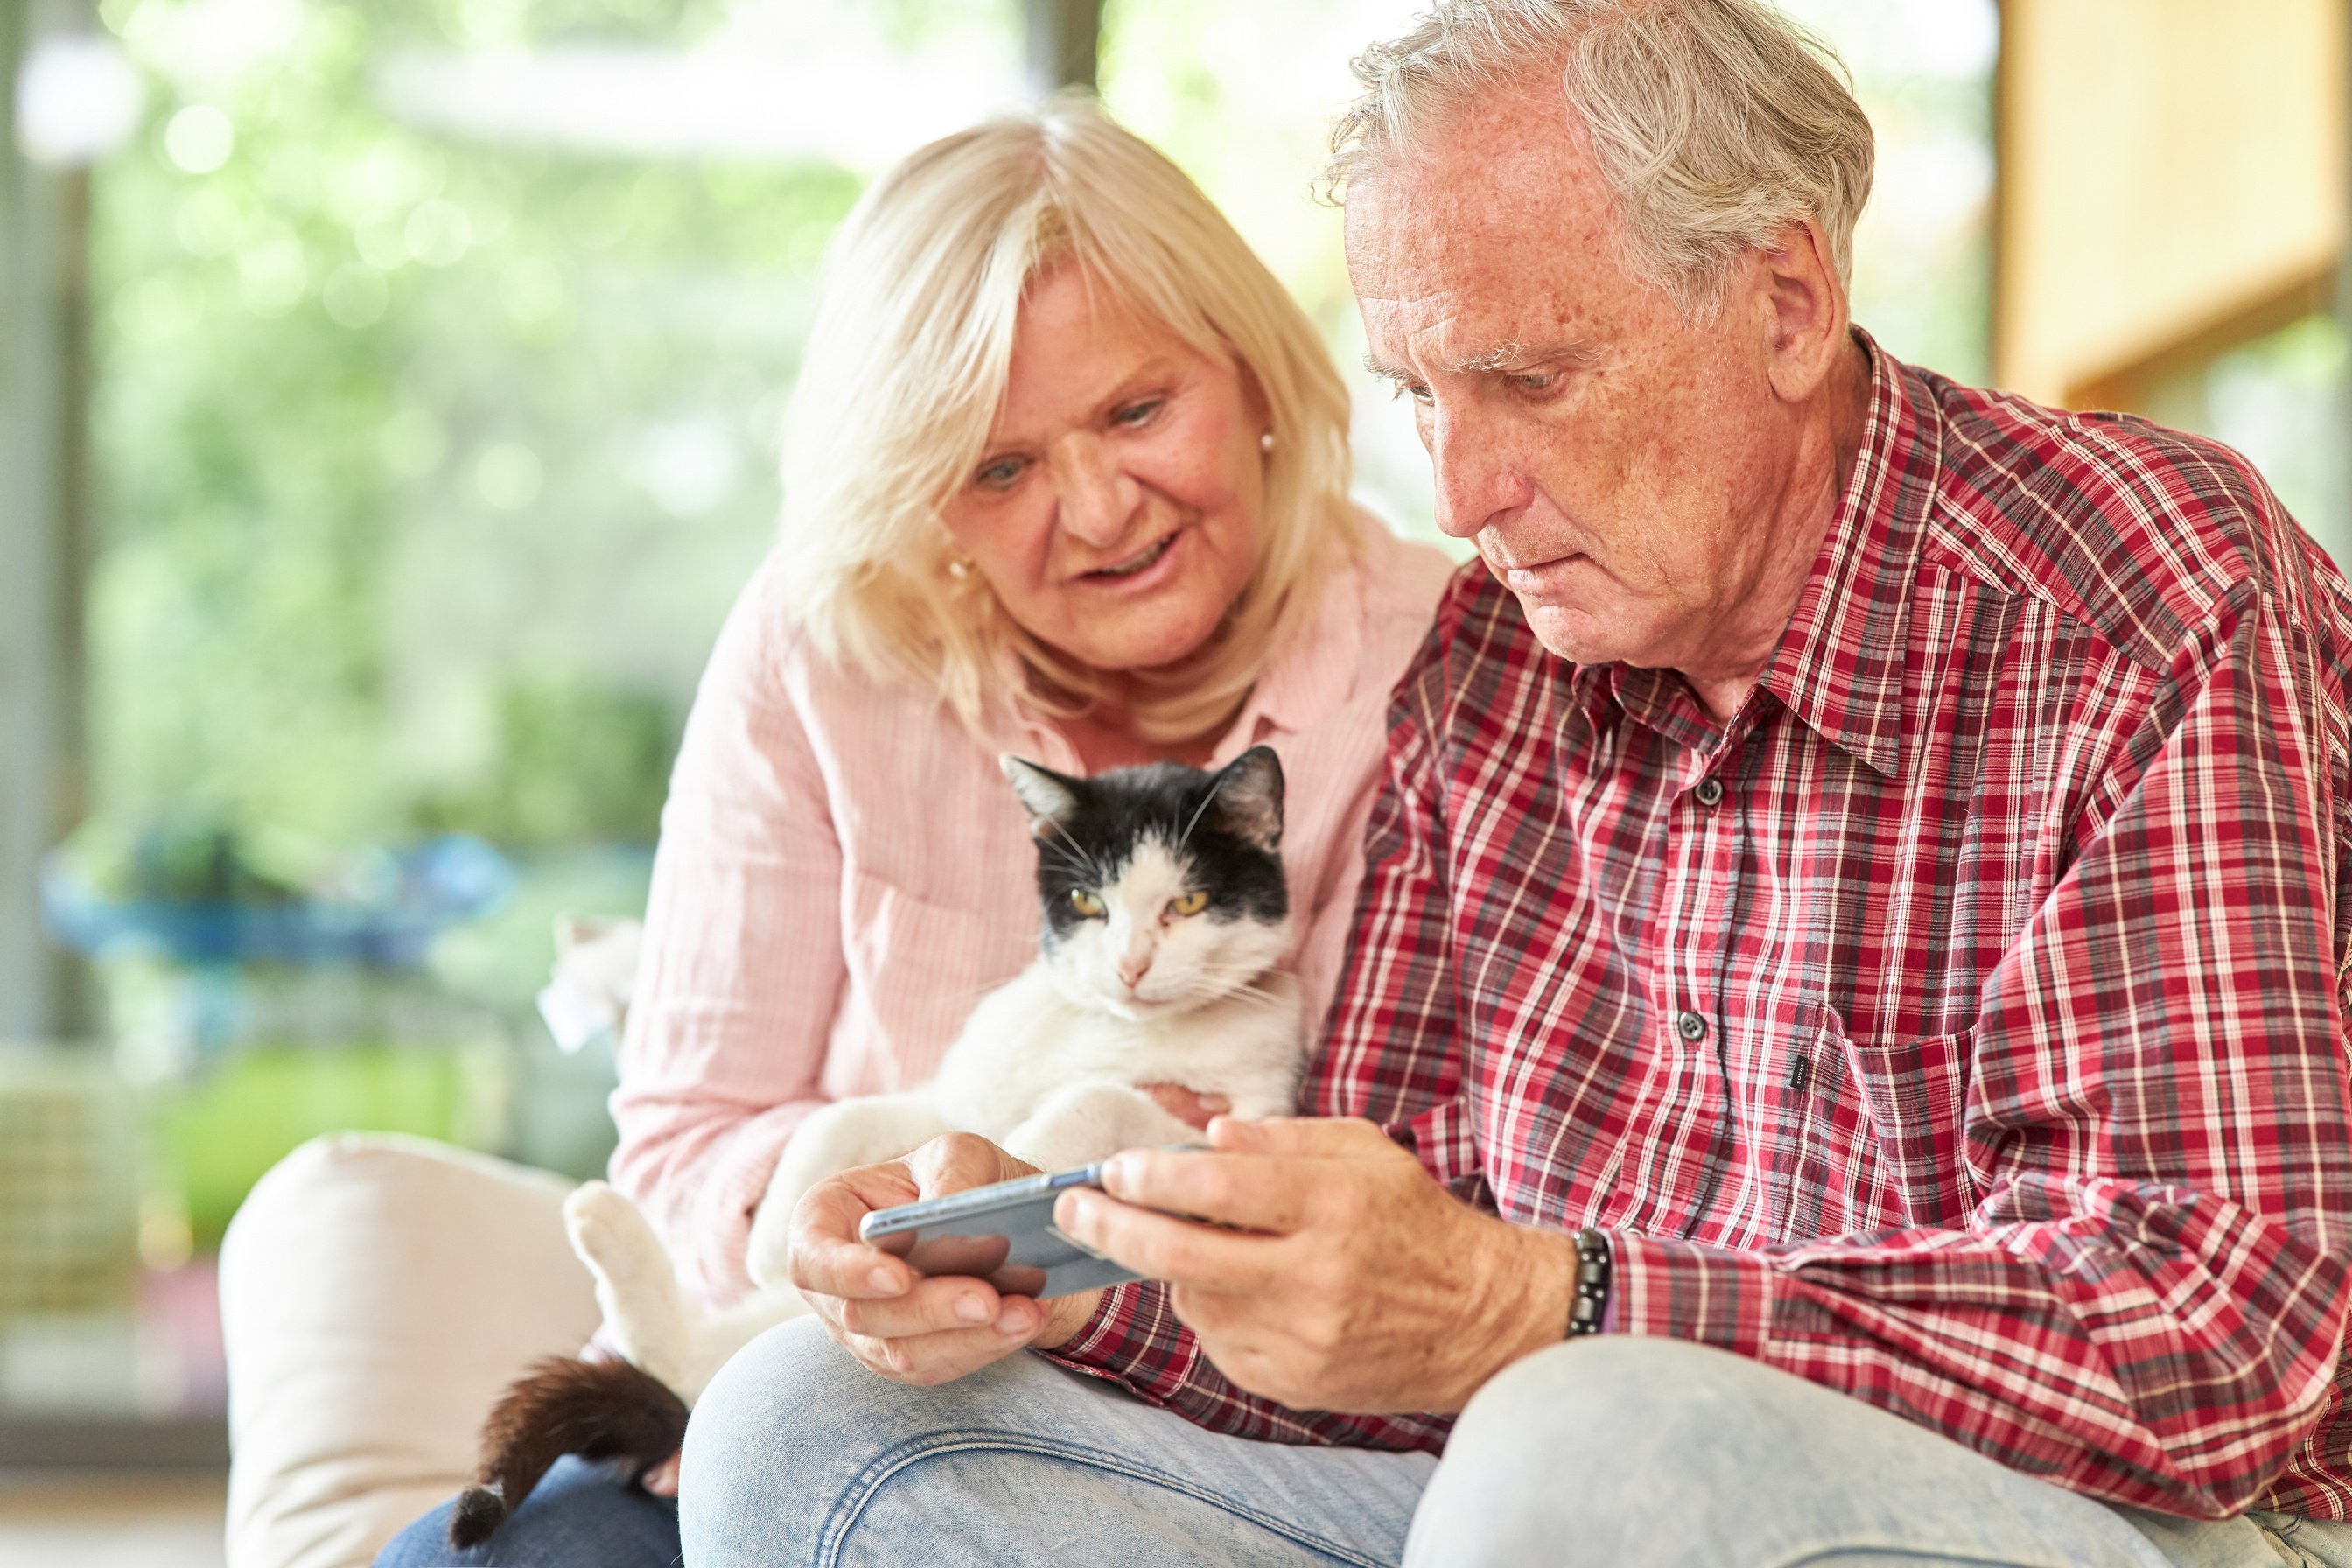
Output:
[563,1180,696,1385]
[1008,1082,1199,1172]
[564,1180,657,1285]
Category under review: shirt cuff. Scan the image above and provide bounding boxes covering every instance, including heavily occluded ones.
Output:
[1605,1230,1774,1359]
[1051,1278,1156,1364]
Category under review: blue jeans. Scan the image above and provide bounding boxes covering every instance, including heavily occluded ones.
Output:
[680,1318,2352,1568]
[372,1454,679,1567]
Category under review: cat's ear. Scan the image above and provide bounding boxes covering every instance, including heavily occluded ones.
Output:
[1209,746,1284,852]
[1000,755,1084,837]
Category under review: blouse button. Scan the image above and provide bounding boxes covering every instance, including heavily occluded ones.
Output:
[1694,777,1725,807]
[1676,1010,1709,1044]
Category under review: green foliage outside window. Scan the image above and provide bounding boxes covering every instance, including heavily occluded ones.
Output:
[88,0,892,857]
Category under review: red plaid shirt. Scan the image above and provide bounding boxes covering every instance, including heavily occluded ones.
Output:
[1047,340,2352,1519]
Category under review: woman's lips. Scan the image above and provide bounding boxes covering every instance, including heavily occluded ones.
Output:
[1079,529,1182,586]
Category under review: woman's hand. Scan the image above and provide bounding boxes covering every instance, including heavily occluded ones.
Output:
[788,1132,1102,1383]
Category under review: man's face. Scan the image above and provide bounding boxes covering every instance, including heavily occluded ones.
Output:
[1347,79,1804,673]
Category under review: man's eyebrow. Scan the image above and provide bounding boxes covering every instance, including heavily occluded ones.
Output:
[1362,340,1605,382]
[1451,339,1603,374]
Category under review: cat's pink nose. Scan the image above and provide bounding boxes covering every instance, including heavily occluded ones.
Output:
[1119,953,1153,989]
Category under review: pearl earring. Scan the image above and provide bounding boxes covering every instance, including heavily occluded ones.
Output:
[946,557,971,581]
[1259,430,1275,454]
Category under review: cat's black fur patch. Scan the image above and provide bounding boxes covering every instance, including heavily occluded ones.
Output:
[1004,746,1289,943]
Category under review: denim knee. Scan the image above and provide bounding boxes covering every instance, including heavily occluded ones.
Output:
[682,1315,1433,1568]
[1408,1337,1801,1565]
[1452,1336,1743,1488]
[680,1314,852,1512]
[682,1315,1046,1566]
[1410,1337,2158,1568]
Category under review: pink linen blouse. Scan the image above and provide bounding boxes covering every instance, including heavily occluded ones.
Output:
[610,521,1454,1298]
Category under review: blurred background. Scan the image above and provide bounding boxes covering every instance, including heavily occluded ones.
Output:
[0,0,2341,1558]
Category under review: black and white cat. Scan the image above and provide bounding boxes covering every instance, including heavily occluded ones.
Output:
[452,746,1306,1546]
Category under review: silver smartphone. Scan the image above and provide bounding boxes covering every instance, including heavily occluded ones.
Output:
[857,1158,1145,1299]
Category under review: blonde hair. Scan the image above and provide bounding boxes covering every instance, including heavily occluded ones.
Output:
[1328,0,1873,318]
[775,99,1362,744]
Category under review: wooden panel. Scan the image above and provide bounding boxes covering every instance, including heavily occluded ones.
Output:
[1995,0,2347,406]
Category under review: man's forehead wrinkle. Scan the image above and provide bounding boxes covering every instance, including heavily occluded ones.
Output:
[1368,70,1622,284]
[1354,217,1624,391]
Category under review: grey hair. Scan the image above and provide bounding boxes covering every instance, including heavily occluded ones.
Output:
[1327,0,1874,318]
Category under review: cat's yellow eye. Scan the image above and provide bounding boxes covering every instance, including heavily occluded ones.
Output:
[1167,889,1210,918]
[1070,889,1106,918]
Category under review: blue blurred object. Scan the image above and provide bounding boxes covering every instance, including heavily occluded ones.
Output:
[40,835,514,969]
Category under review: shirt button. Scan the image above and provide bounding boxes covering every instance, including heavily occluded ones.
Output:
[1694,777,1725,807]
[1676,1010,1709,1043]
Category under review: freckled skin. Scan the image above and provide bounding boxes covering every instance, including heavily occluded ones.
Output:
[938,262,1269,710]
[1347,72,1872,720]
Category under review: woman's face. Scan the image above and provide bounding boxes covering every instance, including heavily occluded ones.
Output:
[940,264,1268,684]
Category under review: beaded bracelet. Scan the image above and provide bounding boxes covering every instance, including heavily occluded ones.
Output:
[1567,1227,1613,1338]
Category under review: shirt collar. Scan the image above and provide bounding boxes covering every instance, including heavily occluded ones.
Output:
[1752,331,1942,780]
[1559,332,1937,778]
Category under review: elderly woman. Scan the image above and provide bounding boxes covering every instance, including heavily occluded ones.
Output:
[367,101,1448,1568]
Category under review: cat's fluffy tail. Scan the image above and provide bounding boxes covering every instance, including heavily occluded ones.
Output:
[448,1355,689,1549]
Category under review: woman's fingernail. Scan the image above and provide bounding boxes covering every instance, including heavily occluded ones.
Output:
[997,1301,1033,1334]
[868,1266,900,1294]
[1098,1158,1130,1196]
[1200,1095,1232,1113]
[956,1294,990,1324]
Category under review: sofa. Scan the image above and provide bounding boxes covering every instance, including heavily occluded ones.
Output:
[219,1132,601,1568]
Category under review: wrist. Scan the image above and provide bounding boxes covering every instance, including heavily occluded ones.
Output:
[1477,1222,1585,1379]
[1030,1285,1106,1351]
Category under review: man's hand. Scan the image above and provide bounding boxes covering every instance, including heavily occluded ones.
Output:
[787,1133,1102,1385]
[1052,1116,1576,1413]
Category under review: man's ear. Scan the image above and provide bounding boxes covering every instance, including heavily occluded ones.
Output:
[1208,746,1284,851]
[1000,755,1083,838]
[1755,216,1850,404]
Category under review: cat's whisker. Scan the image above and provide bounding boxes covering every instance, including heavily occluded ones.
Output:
[1040,817,1100,875]
[1035,822,1114,890]
[1174,774,1227,852]
[1187,959,1287,983]
[1040,847,1095,879]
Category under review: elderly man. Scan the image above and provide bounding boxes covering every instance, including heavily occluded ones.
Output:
[686,3,2352,1564]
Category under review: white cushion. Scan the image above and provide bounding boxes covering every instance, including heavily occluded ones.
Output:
[220,1133,599,1568]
